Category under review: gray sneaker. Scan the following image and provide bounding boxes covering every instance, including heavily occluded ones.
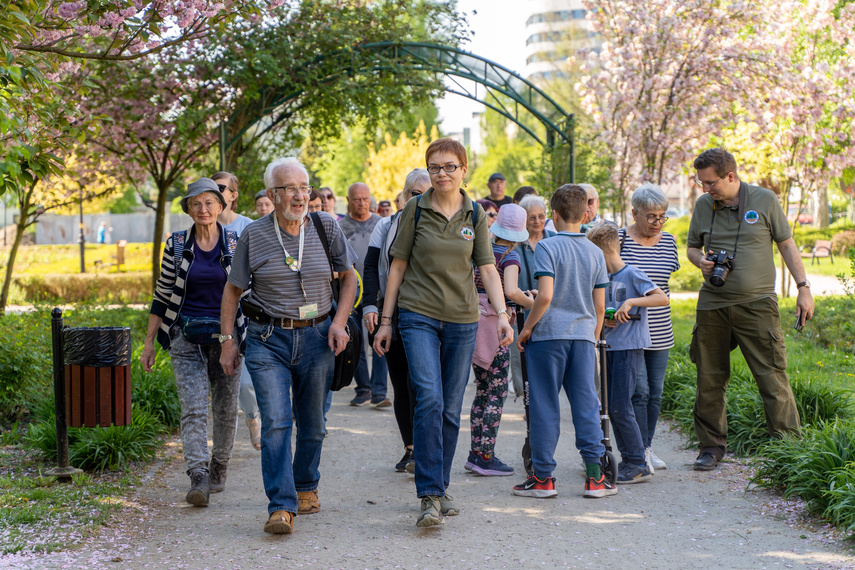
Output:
[439,494,459,516]
[416,496,443,527]
[209,459,228,493]
[186,468,210,506]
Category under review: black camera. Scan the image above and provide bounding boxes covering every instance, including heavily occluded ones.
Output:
[705,250,734,287]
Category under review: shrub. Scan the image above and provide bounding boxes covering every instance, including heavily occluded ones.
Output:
[131,346,180,429]
[12,273,152,304]
[801,294,855,354]
[0,311,53,423]
[670,264,704,292]
[831,231,855,256]
[25,405,164,471]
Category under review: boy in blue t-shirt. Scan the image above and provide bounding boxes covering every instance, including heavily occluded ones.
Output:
[513,185,614,499]
[587,223,668,484]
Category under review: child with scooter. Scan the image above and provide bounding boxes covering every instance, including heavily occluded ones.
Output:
[587,223,669,484]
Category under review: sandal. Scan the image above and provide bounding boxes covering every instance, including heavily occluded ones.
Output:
[246,417,261,450]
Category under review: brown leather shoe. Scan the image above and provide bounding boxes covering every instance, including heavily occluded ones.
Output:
[264,510,295,534]
[297,489,320,515]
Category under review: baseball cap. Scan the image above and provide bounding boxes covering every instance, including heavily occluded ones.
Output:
[488,172,506,182]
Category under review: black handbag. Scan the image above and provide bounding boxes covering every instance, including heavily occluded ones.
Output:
[310,213,361,391]
[180,315,221,345]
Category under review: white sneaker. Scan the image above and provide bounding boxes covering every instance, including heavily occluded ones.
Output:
[644,448,655,475]
[647,448,667,470]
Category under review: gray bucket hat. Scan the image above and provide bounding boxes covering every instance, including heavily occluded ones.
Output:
[180,178,227,214]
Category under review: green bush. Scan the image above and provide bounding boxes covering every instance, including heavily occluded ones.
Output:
[12,273,152,304]
[670,263,704,292]
[131,346,180,429]
[0,311,53,423]
[801,294,855,354]
[753,419,855,532]
[25,405,164,471]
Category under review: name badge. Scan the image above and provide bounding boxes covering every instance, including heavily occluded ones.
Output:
[299,303,319,319]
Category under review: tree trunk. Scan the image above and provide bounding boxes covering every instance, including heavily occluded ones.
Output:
[150,181,170,292]
[1,184,35,314]
[816,185,829,228]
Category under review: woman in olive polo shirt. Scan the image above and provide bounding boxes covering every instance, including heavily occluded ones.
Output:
[373,138,513,528]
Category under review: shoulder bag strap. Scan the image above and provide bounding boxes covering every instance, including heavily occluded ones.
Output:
[309,212,340,303]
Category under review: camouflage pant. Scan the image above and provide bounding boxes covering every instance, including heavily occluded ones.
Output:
[169,327,240,473]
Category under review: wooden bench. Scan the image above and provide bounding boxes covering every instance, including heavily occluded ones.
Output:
[799,239,833,265]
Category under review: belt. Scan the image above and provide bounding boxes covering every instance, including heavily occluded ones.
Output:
[247,312,329,329]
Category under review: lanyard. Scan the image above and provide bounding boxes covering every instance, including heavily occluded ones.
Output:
[273,216,308,301]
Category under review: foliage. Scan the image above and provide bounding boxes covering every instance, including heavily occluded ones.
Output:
[752,420,855,533]
[468,105,542,196]
[800,294,855,354]
[12,273,152,305]
[0,243,153,276]
[130,346,180,429]
[363,121,439,202]
[831,230,855,256]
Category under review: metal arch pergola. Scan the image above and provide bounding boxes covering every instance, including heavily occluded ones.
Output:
[219,41,575,181]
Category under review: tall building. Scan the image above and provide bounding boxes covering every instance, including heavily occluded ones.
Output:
[524,0,598,82]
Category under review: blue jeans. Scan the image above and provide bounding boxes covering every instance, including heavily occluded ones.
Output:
[525,339,604,478]
[244,318,333,515]
[632,348,670,448]
[398,308,478,497]
[607,349,645,466]
[370,351,389,401]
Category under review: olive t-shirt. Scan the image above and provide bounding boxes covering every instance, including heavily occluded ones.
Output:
[687,182,791,310]
[390,188,495,323]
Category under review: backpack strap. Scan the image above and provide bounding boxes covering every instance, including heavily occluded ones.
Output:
[309,212,340,303]
[414,194,481,229]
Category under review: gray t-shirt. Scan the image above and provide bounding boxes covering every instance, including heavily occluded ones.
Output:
[531,232,609,343]
[224,214,254,236]
[337,214,381,277]
[228,212,356,319]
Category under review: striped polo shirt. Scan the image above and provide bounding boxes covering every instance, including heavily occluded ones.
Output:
[228,212,356,319]
[618,229,680,350]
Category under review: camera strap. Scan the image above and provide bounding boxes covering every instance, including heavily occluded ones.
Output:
[706,183,746,259]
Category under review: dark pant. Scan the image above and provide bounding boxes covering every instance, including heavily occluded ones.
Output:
[353,307,372,398]
[690,297,800,458]
[385,333,415,447]
[607,349,646,466]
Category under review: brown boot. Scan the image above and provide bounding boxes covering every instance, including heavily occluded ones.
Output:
[297,489,320,515]
[209,459,228,493]
[264,510,295,534]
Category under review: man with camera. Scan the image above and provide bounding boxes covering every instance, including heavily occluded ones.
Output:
[686,148,814,471]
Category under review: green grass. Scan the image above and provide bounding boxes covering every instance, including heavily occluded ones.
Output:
[0,450,133,554]
[0,243,156,275]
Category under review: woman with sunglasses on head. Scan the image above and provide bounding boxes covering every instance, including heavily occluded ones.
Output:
[363,169,430,474]
[211,171,261,451]
[373,139,513,528]
[619,183,680,473]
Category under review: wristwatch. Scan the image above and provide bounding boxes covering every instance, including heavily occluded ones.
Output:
[497,309,510,319]
[218,334,234,344]
[796,280,811,290]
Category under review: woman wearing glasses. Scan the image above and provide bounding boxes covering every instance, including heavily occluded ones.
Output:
[619,183,680,473]
[141,178,244,507]
[211,171,262,451]
[373,138,513,528]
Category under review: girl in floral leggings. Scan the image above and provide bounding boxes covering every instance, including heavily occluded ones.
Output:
[466,203,536,476]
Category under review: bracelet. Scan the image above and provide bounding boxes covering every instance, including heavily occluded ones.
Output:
[378,323,392,328]
[380,315,392,322]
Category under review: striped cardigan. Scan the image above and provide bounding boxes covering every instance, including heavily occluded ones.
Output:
[149,223,246,352]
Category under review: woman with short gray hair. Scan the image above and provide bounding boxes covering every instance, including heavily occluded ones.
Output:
[620,183,679,472]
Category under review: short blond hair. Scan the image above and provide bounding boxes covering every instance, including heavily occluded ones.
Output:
[586,222,620,255]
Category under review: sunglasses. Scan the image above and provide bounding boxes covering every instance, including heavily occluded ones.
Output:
[217,184,235,193]
[486,212,497,219]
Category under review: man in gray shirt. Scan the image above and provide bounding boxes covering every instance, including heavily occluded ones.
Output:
[219,157,357,535]
[337,182,389,408]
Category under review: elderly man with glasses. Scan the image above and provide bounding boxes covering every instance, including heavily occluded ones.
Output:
[686,147,814,472]
[219,157,357,535]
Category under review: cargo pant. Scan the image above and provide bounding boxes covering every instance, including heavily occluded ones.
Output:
[690,296,800,459]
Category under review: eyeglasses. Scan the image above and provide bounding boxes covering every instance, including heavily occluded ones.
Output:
[217,184,235,193]
[427,164,464,174]
[270,185,313,196]
[486,212,497,219]
[694,175,725,189]
[189,200,220,212]
[645,215,669,225]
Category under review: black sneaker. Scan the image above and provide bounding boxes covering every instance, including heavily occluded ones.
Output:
[395,448,414,472]
[617,462,652,484]
[186,469,209,506]
[350,394,371,407]
[693,452,719,471]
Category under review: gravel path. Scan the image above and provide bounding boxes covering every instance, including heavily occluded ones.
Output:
[11,380,855,569]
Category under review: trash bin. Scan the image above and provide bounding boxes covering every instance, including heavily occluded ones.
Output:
[63,327,132,428]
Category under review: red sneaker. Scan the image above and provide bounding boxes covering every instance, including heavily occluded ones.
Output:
[512,475,557,498]
[584,474,618,498]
